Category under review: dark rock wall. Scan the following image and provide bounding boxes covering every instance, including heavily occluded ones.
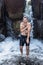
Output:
[31,0,40,19]
[0,0,26,37]
[0,0,7,36]
[4,0,26,20]
[31,0,43,39]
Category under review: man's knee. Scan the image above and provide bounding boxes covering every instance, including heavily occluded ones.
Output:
[26,46,29,50]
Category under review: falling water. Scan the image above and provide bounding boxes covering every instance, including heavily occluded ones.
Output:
[24,0,33,38]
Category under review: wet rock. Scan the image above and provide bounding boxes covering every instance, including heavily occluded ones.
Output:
[5,17,15,39]
[0,56,43,65]
[0,34,5,42]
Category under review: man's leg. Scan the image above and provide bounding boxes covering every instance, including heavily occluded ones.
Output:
[26,46,29,57]
[26,37,30,57]
[20,46,23,56]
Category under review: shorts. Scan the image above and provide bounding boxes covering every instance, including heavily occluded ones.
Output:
[20,35,30,46]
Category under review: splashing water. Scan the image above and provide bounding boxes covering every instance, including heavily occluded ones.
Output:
[0,37,43,63]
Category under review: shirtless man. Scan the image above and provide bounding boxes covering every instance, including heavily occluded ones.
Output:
[20,16,31,57]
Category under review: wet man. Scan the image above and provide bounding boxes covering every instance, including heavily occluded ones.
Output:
[20,16,31,57]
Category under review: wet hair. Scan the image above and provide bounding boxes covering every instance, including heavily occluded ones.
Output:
[23,16,29,21]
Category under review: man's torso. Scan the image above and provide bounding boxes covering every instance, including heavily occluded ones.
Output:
[20,22,30,36]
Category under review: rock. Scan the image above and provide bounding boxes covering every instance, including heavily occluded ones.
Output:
[0,56,43,65]
[0,34,5,42]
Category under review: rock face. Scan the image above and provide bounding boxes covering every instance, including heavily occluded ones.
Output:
[0,0,26,38]
[4,0,26,20]
[31,0,43,19]
[0,0,2,18]
[0,0,7,37]
[33,19,43,39]
[0,0,26,19]
[0,34,5,42]
[31,0,43,39]
[31,0,40,19]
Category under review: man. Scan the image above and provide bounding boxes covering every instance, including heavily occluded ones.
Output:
[20,16,31,57]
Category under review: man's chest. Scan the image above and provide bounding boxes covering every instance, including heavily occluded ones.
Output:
[22,24,28,30]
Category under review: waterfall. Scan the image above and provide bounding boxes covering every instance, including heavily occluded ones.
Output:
[24,0,33,38]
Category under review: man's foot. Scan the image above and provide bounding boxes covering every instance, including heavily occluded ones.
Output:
[20,53,23,57]
[26,55,29,60]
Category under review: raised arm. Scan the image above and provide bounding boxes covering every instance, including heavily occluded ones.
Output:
[20,23,27,33]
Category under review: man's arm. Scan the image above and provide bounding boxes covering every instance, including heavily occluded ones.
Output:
[27,23,31,39]
[26,23,31,44]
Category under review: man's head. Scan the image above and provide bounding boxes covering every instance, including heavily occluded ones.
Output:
[23,16,28,23]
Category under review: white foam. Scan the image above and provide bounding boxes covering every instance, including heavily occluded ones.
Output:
[0,37,43,63]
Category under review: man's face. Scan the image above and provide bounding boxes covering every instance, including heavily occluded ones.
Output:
[23,17,28,24]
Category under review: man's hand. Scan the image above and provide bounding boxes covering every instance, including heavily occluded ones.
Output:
[26,38,29,44]
[20,23,28,33]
